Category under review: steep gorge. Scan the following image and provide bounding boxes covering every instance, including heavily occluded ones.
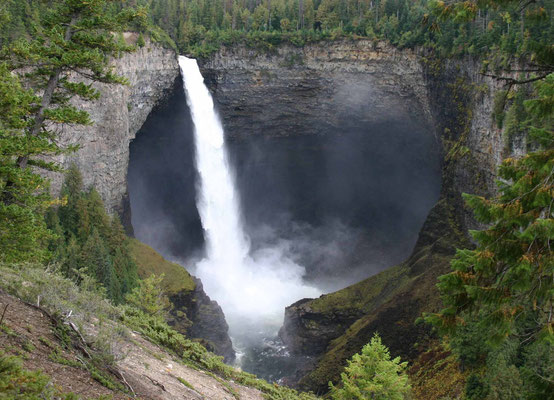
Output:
[197,40,519,390]
[44,37,519,389]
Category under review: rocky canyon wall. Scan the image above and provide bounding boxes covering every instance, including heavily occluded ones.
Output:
[43,36,179,216]
[200,40,433,139]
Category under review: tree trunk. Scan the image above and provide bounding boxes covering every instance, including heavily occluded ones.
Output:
[267,0,271,30]
[521,8,525,40]
[298,0,304,30]
[16,15,77,170]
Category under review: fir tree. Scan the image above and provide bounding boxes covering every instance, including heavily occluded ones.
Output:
[81,228,118,300]
[1,0,139,204]
[328,333,411,400]
[58,163,84,238]
[0,64,51,262]
[125,274,170,319]
[425,75,554,345]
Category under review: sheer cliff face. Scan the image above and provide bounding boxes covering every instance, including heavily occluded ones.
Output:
[44,38,179,215]
[200,40,433,140]
[199,40,508,202]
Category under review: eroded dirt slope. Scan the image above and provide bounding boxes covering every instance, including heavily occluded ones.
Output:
[0,290,263,400]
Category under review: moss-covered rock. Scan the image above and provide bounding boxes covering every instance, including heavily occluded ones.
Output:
[129,238,195,294]
[129,239,235,362]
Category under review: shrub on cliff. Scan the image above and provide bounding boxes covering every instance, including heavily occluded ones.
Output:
[125,273,170,318]
[329,333,410,400]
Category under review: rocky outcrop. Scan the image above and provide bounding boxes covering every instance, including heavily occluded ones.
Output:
[44,35,180,216]
[199,40,433,139]
[168,278,235,363]
[279,298,365,357]
[129,239,235,363]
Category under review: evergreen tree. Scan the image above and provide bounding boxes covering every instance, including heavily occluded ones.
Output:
[328,333,411,400]
[81,227,118,300]
[58,163,85,238]
[0,64,51,262]
[125,274,170,319]
[61,236,82,280]
[1,0,138,205]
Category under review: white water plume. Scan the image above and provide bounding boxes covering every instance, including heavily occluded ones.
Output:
[178,56,320,341]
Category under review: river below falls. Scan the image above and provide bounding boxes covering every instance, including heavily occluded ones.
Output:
[234,334,313,383]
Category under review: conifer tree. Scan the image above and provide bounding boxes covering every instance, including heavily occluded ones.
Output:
[425,74,554,344]
[0,0,139,203]
[81,227,118,300]
[329,333,411,400]
[125,274,170,319]
[61,236,82,280]
[0,64,51,262]
[85,188,112,239]
[58,163,84,237]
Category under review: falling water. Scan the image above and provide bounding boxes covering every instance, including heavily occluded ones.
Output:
[179,56,319,356]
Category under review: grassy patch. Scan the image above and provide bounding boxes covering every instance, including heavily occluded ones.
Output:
[1,323,17,338]
[0,352,78,399]
[39,335,54,349]
[22,340,35,353]
[176,376,195,390]
[310,264,408,314]
[48,347,83,369]
[129,239,195,294]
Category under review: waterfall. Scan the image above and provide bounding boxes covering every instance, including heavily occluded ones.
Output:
[179,56,319,345]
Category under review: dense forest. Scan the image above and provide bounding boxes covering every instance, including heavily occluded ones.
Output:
[2,0,553,60]
[0,0,552,398]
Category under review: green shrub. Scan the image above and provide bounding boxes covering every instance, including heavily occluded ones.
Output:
[329,333,411,400]
[0,353,55,399]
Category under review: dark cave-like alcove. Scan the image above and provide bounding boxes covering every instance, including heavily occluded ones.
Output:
[128,79,442,291]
